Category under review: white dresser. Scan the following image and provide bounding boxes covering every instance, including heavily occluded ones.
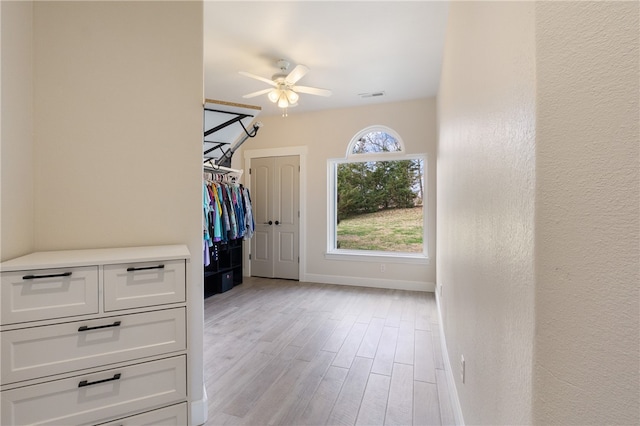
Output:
[0,245,190,426]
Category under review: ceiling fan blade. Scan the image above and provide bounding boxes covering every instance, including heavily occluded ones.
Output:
[292,85,332,97]
[285,64,309,85]
[242,88,274,99]
[239,71,277,87]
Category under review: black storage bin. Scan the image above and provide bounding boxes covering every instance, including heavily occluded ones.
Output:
[218,270,234,293]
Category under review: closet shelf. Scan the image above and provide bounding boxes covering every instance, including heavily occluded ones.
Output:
[204,267,234,277]
[203,161,243,177]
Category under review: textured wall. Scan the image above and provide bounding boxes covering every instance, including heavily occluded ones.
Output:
[437,2,536,424]
[534,2,640,424]
[0,1,34,261]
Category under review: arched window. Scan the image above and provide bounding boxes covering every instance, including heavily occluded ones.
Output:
[327,126,427,261]
[347,126,404,155]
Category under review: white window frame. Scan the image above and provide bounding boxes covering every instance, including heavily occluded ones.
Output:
[326,126,429,264]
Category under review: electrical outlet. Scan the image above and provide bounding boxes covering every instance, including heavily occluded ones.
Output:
[380,264,386,272]
[460,355,466,384]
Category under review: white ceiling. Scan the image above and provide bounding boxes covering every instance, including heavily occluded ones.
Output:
[204,1,450,117]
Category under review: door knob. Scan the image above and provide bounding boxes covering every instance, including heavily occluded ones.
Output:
[268,220,273,225]
[275,221,280,225]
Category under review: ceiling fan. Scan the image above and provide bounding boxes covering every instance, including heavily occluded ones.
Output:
[240,60,332,109]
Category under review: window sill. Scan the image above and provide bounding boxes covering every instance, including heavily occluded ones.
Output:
[325,250,430,265]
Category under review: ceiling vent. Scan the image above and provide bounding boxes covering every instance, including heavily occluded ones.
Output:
[359,91,385,98]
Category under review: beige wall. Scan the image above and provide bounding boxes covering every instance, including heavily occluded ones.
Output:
[32,2,203,254]
[240,98,437,290]
[2,1,206,421]
[534,2,639,424]
[439,1,639,424]
[437,2,536,424]
[0,1,35,261]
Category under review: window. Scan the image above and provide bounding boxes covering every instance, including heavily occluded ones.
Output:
[327,126,428,262]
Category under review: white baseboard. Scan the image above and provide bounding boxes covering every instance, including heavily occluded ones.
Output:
[435,286,465,426]
[189,386,208,426]
[304,273,435,292]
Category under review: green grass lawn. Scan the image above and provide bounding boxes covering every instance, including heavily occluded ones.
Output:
[337,207,423,252]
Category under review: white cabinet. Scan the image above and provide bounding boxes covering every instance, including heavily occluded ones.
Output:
[0,266,99,324]
[104,259,186,311]
[2,356,187,426]
[95,402,188,426]
[0,245,190,426]
[1,308,186,384]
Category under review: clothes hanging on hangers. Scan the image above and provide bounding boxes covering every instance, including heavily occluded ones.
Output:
[203,178,255,261]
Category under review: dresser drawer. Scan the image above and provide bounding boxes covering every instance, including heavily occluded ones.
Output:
[1,307,186,385]
[1,355,187,426]
[95,402,187,426]
[0,266,99,325]
[103,260,185,311]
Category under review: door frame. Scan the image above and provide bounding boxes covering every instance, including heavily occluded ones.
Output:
[244,146,307,281]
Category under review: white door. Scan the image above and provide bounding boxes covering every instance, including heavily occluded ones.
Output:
[250,156,299,280]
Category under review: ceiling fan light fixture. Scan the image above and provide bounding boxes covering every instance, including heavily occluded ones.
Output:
[267,89,279,103]
[285,89,299,104]
[277,92,289,108]
[240,60,331,113]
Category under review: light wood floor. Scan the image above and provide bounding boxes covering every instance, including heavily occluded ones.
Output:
[203,277,455,426]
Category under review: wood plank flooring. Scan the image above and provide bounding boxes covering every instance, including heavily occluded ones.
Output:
[203,277,454,426]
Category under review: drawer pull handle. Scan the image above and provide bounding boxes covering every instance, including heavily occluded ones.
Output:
[22,272,72,280]
[78,321,121,332]
[78,373,121,388]
[126,264,165,272]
